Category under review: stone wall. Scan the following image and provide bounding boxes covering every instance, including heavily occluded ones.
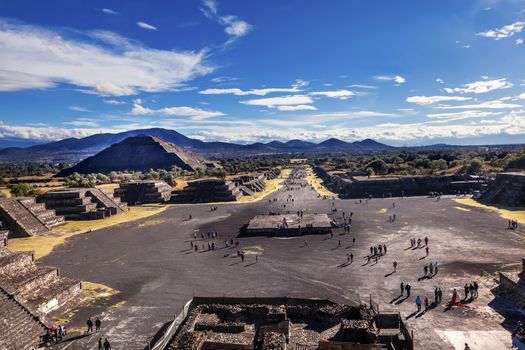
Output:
[481,172,525,206]
[312,166,485,199]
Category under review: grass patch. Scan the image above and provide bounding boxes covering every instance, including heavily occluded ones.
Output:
[8,205,168,259]
[305,166,337,197]
[454,198,525,223]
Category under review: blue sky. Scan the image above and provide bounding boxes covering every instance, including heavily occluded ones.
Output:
[0,0,525,146]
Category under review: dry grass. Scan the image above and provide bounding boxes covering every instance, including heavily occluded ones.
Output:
[96,183,119,193]
[454,198,525,223]
[305,166,337,197]
[238,168,292,203]
[8,205,168,259]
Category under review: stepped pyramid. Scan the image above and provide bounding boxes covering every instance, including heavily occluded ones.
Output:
[57,135,215,176]
[0,197,65,237]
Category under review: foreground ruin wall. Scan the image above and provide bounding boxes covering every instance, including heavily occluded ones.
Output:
[312,166,485,199]
[0,236,83,349]
[481,172,525,207]
[154,297,413,350]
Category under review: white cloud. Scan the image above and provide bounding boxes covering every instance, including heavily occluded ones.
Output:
[374,75,406,85]
[0,20,212,95]
[101,8,119,15]
[201,0,251,40]
[199,87,300,96]
[63,118,100,127]
[519,93,525,100]
[516,38,524,45]
[477,21,525,40]
[240,95,314,108]
[444,78,513,94]
[310,90,355,100]
[311,111,396,120]
[277,105,317,111]
[427,110,501,122]
[348,84,377,89]
[436,78,444,84]
[406,95,471,105]
[130,101,224,120]
[435,99,521,110]
[137,21,157,30]
[0,121,115,141]
[68,105,92,112]
[103,99,126,105]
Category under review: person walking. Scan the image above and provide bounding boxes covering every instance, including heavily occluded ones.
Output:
[464,284,470,300]
[405,283,411,297]
[87,318,93,334]
[95,317,101,332]
[400,282,404,296]
[434,288,439,304]
[415,296,422,312]
[393,261,397,272]
[424,297,429,311]
[98,338,103,350]
[103,338,112,350]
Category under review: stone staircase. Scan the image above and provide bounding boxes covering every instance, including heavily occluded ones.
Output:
[0,286,47,350]
[0,198,65,237]
[87,188,127,213]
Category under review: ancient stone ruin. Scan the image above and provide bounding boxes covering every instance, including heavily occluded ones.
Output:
[0,197,65,237]
[174,179,242,203]
[57,135,216,176]
[235,173,267,196]
[481,172,525,206]
[39,188,127,220]
[159,297,412,350]
[0,233,83,349]
[313,165,486,199]
[246,214,333,236]
[114,180,173,205]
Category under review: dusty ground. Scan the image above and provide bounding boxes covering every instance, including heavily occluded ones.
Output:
[37,175,525,349]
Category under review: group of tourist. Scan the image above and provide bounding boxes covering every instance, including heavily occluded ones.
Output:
[463,282,479,300]
[44,323,66,344]
[508,219,519,230]
[410,236,429,249]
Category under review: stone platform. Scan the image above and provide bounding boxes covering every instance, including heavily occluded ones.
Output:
[39,188,127,220]
[114,180,173,205]
[246,214,332,235]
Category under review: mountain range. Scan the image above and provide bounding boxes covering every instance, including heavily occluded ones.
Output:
[0,128,394,163]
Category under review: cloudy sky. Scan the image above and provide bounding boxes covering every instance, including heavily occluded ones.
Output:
[1,0,525,146]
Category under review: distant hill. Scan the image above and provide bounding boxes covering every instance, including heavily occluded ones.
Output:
[0,127,395,164]
[56,135,213,176]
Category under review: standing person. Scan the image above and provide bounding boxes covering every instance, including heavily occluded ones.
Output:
[400,282,405,296]
[438,288,443,303]
[352,237,356,245]
[434,288,439,304]
[415,296,422,312]
[425,236,429,246]
[405,283,411,297]
[87,318,93,334]
[98,338,103,350]
[393,261,398,272]
[424,297,429,311]
[464,284,470,300]
[103,338,112,350]
[473,281,479,298]
[424,265,428,276]
[425,246,429,256]
[350,253,353,263]
[95,317,101,332]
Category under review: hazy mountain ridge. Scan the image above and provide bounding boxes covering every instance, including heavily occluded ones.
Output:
[0,127,521,164]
